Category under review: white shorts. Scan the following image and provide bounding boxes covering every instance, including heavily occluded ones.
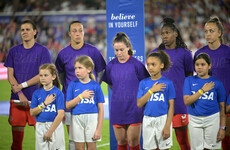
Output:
[35,122,65,150]
[142,115,172,149]
[189,112,221,150]
[63,112,71,125]
[69,113,100,143]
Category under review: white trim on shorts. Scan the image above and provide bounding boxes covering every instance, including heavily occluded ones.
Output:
[63,112,71,125]
[69,113,101,143]
[189,112,221,150]
[142,115,172,149]
[35,122,65,150]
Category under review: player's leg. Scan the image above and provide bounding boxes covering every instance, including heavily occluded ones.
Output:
[173,114,190,150]
[86,142,97,150]
[222,115,230,150]
[113,125,128,150]
[75,142,85,150]
[9,101,29,150]
[127,124,141,150]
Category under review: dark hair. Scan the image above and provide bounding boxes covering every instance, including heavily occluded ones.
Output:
[21,20,38,39]
[39,64,61,89]
[205,16,224,44]
[158,17,188,51]
[147,50,171,71]
[112,32,133,56]
[68,21,83,32]
[194,53,212,75]
[74,55,95,81]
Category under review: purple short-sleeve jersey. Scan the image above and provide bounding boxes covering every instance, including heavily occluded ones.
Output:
[194,44,230,95]
[55,43,106,97]
[151,48,193,114]
[102,56,150,125]
[4,42,51,100]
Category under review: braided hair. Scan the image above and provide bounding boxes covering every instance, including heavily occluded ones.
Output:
[158,18,188,52]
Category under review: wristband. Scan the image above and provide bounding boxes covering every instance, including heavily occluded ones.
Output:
[22,82,28,88]
[198,89,203,95]
[79,94,83,100]
[220,126,226,130]
[38,105,42,110]
[148,89,153,95]
[17,91,23,96]
[40,102,46,109]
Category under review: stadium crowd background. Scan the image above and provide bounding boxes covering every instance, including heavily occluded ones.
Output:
[0,0,229,63]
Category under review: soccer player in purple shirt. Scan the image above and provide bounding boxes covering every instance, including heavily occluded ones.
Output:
[194,16,230,150]
[4,20,51,150]
[102,32,150,150]
[55,21,106,150]
[151,18,193,150]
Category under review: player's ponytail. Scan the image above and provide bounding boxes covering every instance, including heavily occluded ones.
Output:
[113,32,133,56]
[147,50,171,72]
[39,64,61,89]
[74,55,96,81]
[206,16,224,44]
[194,53,212,75]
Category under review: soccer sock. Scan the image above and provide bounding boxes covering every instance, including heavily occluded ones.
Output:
[11,130,24,150]
[222,136,230,150]
[69,140,75,150]
[129,144,141,150]
[175,129,190,150]
[118,144,128,150]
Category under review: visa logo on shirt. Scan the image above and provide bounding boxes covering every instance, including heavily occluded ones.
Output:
[80,98,95,104]
[42,105,56,112]
[191,91,214,100]
[149,93,165,102]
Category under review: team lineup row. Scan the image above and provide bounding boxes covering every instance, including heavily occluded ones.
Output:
[4,15,230,150]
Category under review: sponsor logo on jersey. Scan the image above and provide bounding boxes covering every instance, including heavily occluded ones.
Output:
[43,104,56,112]
[191,91,214,100]
[149,93,165,102]
[80,98,95,104]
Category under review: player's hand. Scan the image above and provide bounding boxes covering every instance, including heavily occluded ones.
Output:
[81,90,95,99]
[202,82,215,93]
[150,82,166,93]
[43,131,53,142]
[92,129,101,141]
[18,93,30,106]
[12,84,23,94]
[162,126,170,140]
[217,128,225,142]
[44,94,56,106]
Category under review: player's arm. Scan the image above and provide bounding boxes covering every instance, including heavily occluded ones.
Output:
[7,67,19,88]
[17,74,40,90]
[227,105,230,113]
[162,99,174,140]
[66,90,95,110]
[30,94,56,116]
[44,109,65,141]
[137,82,166,108]
[184,82,215,106]
[96,70,105,84]
[93,103,104,140]
[217,102,226,142]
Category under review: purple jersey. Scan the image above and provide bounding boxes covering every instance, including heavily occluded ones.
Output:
[194,44,230,95]
[151,48,193,114]
[102,56,150,125]
[4,42,51,101]
[55,43,106,97]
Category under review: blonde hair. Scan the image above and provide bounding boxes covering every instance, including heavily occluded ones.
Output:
[74,55,96,81]
[39,64,61,89]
